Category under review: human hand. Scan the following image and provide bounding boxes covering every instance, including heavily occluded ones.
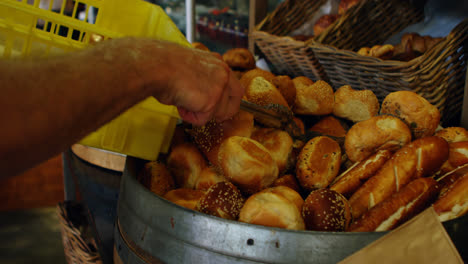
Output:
[106,38,245,126]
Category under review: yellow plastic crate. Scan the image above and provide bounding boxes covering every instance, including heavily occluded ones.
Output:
[0,0,191,160]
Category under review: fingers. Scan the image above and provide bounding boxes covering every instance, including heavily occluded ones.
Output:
[213,69,245,122]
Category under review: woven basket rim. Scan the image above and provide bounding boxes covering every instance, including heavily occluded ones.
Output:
[305,18,468,68]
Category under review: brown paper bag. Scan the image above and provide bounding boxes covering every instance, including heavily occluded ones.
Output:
[339,207,463,264]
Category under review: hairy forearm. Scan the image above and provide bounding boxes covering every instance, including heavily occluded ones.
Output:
[0,37,243,177]
[0,40,153,177]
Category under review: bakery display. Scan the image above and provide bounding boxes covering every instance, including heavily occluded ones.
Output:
[135,62,468,233]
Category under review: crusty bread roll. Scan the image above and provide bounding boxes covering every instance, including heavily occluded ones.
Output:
[348,177,438,232]
[222,48,256,70]
[435,127,468,143]
[358,45,394,60]
[189,110,254,166]
[196,181,245,220]
[309,115,348,138]
[239,188,305,230]
[251,128,294,174]
[272,174,302,194]
[293,77,334,115]
[191,42,210,51]
[333,85,380,122]
[164,188,206,210]
[349,136,449,219]
[439,141,468,174]
[344,115,412,163]
[380,91,440,139]
[218,136,279,195]
[239,68,275,89]
[261,186,304,213]
[272,75,296,107]
[195,166,226,191]
[313,14,340,36]
[139,161,175,196]
[433,172,468,222]
[302,189,352,231]
[296,136,342,191]
[245,76,289,109]
[330,149,393,198]
[167,142,207,189]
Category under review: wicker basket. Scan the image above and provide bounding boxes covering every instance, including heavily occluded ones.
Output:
[252,0,327,79]
[252,0,467,126]
[309,19,468,126]
[57,202,103,264]
[252,0,424,80]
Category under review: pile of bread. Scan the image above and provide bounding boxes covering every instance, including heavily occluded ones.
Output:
[357,32,444,61]
[137,48,468,233]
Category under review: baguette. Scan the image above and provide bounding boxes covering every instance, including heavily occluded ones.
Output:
[348,177,438,232]
[349,136,449,219]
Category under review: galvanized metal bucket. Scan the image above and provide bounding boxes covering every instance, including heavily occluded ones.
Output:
[114,157,468,264]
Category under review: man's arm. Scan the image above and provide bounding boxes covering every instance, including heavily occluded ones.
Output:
[0,37,244,177]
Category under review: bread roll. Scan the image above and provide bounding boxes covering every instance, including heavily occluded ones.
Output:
[189,110,254,166]
[330,149,393,198]
[345,115,412,163]
[222,48,256,70]
[167,142,207,189]
[296,136,342,191]
[196,181,245,220]
[164,188,206,210]
[302,189,352,231]
[293,77,334,115]
[218,136,279,195]
[139,161,175,196]
[435,127,468,143]
[239,68,275,89]
[439,141,468,174]
[381,91,440,139]
[348,177,438,232]
[195,166,226,191]
[272,75,296,107]
[272,174,302,194]
[313,14,340,36]
[349,136,449,219]
[261,186,304,213]
[251,128,294,173]
[433,172,468,222]
[310,115,348,138]
[333,85,380,122]
[239,188,305,230]
[191,42,210,51]
[245,76,289,109]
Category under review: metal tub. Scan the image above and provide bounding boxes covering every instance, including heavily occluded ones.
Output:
[114,157,468,264]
